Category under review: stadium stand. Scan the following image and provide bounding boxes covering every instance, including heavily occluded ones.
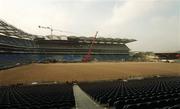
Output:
[0,53,38,69]
[79,76,180,109]
[0,83,75,109]
[0,19,136,69]
[0,35,36,48]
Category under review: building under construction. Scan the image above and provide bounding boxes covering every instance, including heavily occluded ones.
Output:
[0,19,136,69]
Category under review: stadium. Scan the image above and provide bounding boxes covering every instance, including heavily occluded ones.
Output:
[0,19,180,109]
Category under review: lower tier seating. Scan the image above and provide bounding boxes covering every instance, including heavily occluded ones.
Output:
[79,76,180,109]
[0,84,75,109]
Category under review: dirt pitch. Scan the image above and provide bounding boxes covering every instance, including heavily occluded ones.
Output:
[0,62,180,85]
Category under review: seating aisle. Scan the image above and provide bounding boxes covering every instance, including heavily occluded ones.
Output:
[73,84,106,109]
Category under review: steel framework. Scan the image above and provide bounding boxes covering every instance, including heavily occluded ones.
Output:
[0,19,38,40]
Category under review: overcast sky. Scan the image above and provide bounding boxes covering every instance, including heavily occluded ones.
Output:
[0,0,179,52]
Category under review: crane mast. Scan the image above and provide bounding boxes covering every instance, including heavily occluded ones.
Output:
[82,31,98,62]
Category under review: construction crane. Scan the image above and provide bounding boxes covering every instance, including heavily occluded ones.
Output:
[38,25,53,39]
[38,25,78,37]
[82,31,98,62]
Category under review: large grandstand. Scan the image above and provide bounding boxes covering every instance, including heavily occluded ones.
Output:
[0,19,136,69]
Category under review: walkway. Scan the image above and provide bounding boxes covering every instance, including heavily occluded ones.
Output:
[73,84,106,109]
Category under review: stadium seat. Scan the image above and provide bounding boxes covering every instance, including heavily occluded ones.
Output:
[79,77,180,109]
[0,84,75,109]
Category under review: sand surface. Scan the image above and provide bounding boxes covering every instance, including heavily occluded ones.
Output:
[0,62,180,85]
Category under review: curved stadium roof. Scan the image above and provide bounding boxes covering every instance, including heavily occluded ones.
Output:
[67,36,136,44]
[0,19,136,44]
[0,19,38,40]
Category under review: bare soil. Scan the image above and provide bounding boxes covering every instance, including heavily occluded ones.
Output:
[0,62,180,85]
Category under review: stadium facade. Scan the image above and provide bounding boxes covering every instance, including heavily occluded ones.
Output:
[0,19,136,69]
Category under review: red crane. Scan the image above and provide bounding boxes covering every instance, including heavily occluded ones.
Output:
[82,31,98,62]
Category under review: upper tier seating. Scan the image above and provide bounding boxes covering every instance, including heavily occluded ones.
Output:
[0,35,36,48]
